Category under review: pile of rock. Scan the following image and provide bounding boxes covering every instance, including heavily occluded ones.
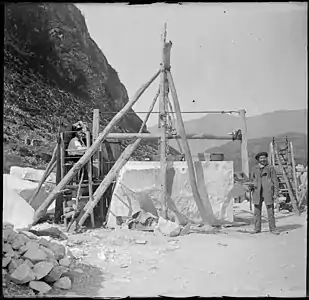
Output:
[3,224,75,295]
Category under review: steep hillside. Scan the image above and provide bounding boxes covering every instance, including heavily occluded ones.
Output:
[4,3,177,172]
[206,132,307,173]
[149,109,307,154]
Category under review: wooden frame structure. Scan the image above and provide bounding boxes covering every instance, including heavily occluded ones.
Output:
[31,24,250,230]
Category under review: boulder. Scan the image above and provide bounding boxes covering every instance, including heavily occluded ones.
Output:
[46,257,59,267]
[61,271,75,284]
[32,261,54,280]
[2,256,12,268]
[47,242,66,261]
[3,228,17,243]
[11,234,30,250]
[23,259,34,269]
[29,280,52,294]
[154,217,181,237]
[20,231,39,240]
[59,257,72,268]
[3,243,14,255]
[53,276,72,290]
[44,266,69,283]
[9,262,36,284]
[8,258,24,274]
[23,247,47,264]
[39,245,56,259]
[26,240,40,251]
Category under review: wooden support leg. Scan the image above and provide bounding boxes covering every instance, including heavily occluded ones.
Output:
[166,70,210,225]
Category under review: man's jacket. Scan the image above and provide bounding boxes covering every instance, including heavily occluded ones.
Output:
[250,164,279,205]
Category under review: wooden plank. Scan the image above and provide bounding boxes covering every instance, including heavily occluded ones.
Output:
[239,109,249,178]
[86,131,95,227]
[74,83,160,230]
[32,69,160,225]
[159,23,168,219]
[166,70,210,225]
[274,145,299,214]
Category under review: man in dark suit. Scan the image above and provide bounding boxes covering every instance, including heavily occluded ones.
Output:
[250,151,280,235]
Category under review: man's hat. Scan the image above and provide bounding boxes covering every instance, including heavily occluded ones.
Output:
[255,151,268,160]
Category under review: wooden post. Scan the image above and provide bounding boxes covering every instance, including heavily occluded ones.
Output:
[92,108,103,221]
[54,141,63,224]
[29,145,57,205]
[166,70,210,225]
[74,87,160,229]
[269,141,275,166]
[33,69,160,225]
[86,132,95,227]
[239,109,249,178]
[290,141,299,204]
[92,109,100,179]
[159,23,169,219]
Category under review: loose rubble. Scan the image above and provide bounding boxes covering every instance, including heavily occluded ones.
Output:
[2,224,75,295]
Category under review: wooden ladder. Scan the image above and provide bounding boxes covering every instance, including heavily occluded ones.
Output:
[270,137,300,214]
[59,130,98,231]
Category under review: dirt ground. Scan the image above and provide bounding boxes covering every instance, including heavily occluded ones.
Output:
[34,202,307,297]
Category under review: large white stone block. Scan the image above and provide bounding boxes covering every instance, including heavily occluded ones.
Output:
[10,166,56,184]
[107,161,234,228]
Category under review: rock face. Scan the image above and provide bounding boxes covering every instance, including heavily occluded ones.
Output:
[2,227,74,295]
[4,3,172,171]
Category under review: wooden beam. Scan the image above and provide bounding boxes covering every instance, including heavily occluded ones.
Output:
[29,145,57,205]
[166,70,210,225]
[32,69,160,225]
[159,23,169,219]
[239,109,249,178]
[86,132,95,227]
[74,85,160,229]
[104,133,235,140]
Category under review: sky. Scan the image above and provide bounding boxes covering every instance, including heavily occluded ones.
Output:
[76,3,307,127]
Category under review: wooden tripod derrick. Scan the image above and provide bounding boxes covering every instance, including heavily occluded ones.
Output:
[31,23,250,231]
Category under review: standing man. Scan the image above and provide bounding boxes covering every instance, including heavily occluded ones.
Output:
[249,151,280,235]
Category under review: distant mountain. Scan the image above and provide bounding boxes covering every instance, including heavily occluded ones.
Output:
[206,132,307,173]
[149,109,307,155]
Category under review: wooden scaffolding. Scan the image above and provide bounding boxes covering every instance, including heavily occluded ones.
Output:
[269,137,300,214]
[31,24,250,232]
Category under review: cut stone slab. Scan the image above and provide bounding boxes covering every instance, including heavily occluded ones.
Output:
[23,247,47,264]
[20,231,39,240]
[10,166,56,184]
[44,266,69,283]
[9,262,36,284]
[107,161,234,228]
[33,261,54,280]
[29,280,52,294]
[3,182,35,230]
[53,276,72,290]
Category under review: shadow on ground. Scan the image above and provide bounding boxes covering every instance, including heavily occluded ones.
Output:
[276,223,303,233]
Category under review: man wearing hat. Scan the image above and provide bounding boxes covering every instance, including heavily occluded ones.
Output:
[249,151,280,235]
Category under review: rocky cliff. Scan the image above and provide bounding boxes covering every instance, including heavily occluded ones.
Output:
[4,3,176,172]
